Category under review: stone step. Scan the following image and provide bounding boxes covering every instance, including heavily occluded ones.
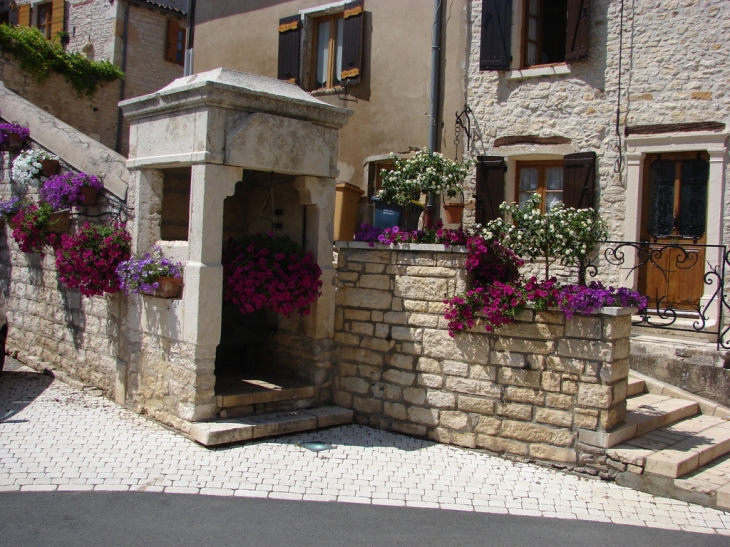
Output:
[215,375,317,408]
[627,376,645,397]
[583,393,699,448]
[189,406,353,447]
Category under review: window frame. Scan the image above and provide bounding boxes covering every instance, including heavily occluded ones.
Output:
[36,2,53,40]
[515,160,565,213]
[309,11,345,91]
[520,0,568,69]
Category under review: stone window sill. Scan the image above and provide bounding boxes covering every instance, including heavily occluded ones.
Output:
[310,87,346,97]
[506,63,571,81]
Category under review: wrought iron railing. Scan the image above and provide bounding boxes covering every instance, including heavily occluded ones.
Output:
[582,241,730,350]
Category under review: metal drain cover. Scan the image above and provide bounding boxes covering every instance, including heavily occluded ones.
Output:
[301,442,333,452]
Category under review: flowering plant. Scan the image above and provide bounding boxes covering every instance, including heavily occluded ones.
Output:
[11,149,59,186]
[484,194,608,279]
[558,282,647,319]
[116,246,183,295]
[355,223,468,247]
[465,236,522,286]
[55,223,131,297]
[445,282,526,335]
[11,202,61,253]
[40,172,103,209]
[0,122,30,146]
[377,148,472,207]
[222,232,322,317]
[0,196,27,221]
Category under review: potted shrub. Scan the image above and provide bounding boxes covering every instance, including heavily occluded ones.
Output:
[40,172,103,208]
[0,122,30,150]
[116,246,184,298]
[11,149,60,186]
[55,223,131,297]
[0,197,28,229]
[377,148,472,227]
[222,232,322,317]
[10,202,64,253]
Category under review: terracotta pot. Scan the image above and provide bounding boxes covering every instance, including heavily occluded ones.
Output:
[80,186,98,205]
[443,203,465,224]
[47,210,71,233]
[6,218,18,230]
[41,159,60,177]
[144,276,182,298]
[7,132,25,150]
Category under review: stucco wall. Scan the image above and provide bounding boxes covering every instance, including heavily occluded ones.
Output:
[193,0,468,196]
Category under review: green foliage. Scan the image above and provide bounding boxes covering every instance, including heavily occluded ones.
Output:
[377,148,473,207]
[0,24,124,97]
[481,194,609,279]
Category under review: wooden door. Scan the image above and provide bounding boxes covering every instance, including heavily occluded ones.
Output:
[638,152,709,311]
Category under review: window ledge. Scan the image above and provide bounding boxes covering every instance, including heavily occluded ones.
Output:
[506,64,571,81]
[310,86,346,96]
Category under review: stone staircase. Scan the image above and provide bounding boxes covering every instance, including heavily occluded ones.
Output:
[606,372,730,511]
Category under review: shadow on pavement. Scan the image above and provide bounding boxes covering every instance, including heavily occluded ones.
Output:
[0,364,54,424]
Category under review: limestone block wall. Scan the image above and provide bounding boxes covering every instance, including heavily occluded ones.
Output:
[0,54,120,149]
[333,242,632,471]
[0,148,126,394]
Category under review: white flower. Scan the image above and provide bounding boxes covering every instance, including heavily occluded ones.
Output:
[12,149,58,187]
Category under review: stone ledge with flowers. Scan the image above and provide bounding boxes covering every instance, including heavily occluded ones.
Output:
[334,240,638,473]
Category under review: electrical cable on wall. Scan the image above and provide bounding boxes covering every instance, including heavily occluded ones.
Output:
[613,0,626,176]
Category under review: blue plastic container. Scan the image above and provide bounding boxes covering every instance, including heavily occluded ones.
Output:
[372,197,403,229]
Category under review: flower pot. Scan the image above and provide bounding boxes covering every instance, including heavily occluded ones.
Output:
[443,203,465,224]
[6,218,17,230]
[7,132,25,150]
[144,276,182,298]
[80,186,98,205]
[47,210,71,233]
[41,159,60,177]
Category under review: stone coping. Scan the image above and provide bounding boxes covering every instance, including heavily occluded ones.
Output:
[335,241,468,253]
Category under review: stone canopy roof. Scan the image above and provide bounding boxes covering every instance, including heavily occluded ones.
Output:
[139,0,188,15]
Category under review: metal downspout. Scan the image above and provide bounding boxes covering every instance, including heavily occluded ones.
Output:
[425,0,443,227]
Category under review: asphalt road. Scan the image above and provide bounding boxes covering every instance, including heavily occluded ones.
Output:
[0,492,726,547]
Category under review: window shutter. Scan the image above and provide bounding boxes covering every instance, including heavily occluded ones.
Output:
[480,0,512,71]
[165,20,178,64]
[340,0,364,86]
[562,152,596,209]
[51,0,65,38]
[277,14,301,84]
[475,156,506,224]
[565,0,590,62]
[17,3,31,27]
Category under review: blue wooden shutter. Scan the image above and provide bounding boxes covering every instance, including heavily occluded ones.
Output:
[278,15,301,84]
[480,0,512,71]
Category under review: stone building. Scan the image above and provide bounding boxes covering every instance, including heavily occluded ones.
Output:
[465,0,729,339]
[2,0,188,154]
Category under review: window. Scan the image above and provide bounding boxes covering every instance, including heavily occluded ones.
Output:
[516,161,563,212]
[480,0,590,71]
[474,152,595,225]
[37,2,53,40]
[166,19,186,66]
[278,0,364,90]
[311,13,344,90]
[522,0,568,67]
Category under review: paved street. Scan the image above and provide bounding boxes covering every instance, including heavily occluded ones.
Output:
[2,358,730,542]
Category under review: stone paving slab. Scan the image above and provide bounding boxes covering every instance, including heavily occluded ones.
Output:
[1,363,730,536]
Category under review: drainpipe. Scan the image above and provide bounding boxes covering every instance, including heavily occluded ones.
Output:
[184,0,196,76]
[424,0,443,228]
[114,1,130,154]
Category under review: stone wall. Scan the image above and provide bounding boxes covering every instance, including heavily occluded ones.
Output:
[0,54,120,149]
[333,242,632,471]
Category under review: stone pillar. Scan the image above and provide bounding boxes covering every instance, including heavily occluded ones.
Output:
[295,175,337,340]
[184,163,240,347]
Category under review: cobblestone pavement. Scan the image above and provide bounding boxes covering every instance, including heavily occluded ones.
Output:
[2,363,730,537]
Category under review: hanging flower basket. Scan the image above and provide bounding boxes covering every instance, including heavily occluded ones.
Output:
[40,172,103,209]
[80,186,98,205]
[143,276,183,298]
[0,197,26,230]
[47,210,71,233]
[41,159,60,177]
[0,123,30,151]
